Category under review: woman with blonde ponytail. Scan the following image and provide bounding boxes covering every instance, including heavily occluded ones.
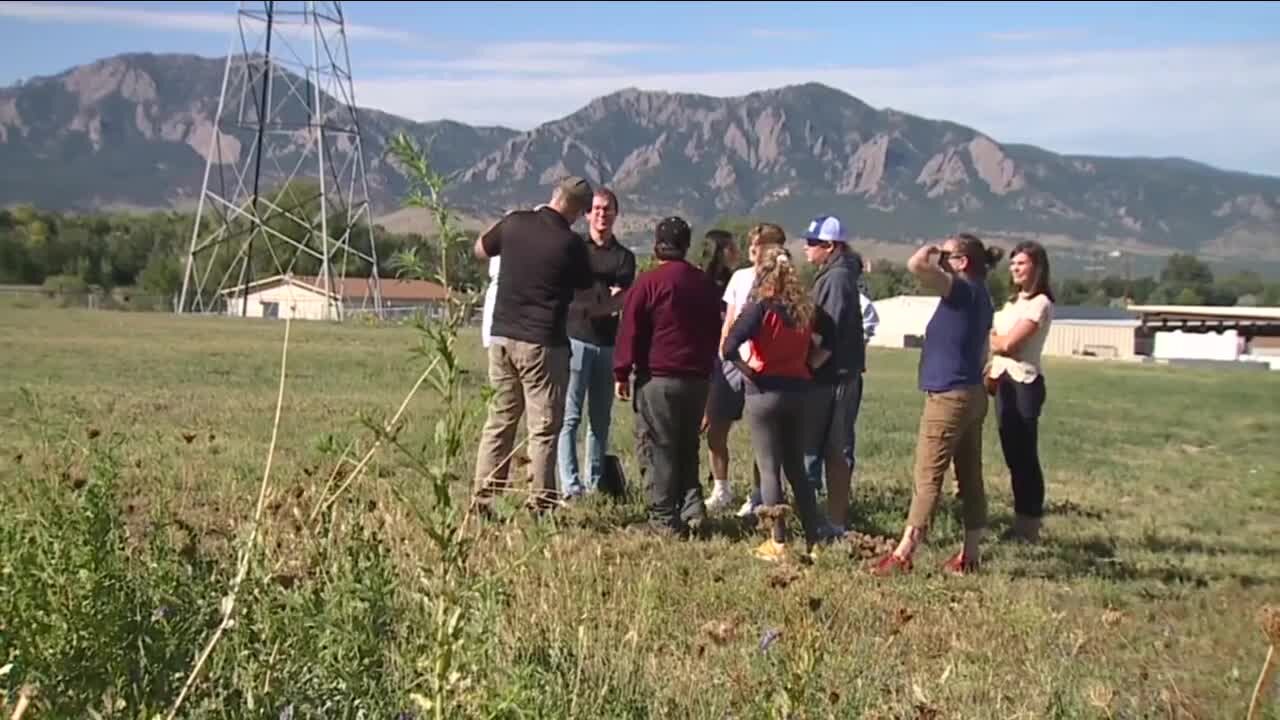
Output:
[721,245,824,561]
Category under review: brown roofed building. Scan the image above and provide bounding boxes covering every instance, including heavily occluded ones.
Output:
[219,272,449,321]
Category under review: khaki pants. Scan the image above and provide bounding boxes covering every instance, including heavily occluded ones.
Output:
[906,384,989,533]
[472,337,570,510]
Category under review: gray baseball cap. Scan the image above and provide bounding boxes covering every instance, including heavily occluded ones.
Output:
[557,175,593,206]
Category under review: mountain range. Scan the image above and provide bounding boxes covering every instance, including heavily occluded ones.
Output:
[2,51,1279,263]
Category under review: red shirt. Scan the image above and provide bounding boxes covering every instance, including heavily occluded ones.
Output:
[722,299,814,392]
[613,260,722,383]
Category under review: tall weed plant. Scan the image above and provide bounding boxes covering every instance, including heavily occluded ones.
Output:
[381,131,520,719]
[0,135,528,718]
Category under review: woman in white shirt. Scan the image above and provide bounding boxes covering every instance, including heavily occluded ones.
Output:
[703,224,786,515]
[987,241,1054,543]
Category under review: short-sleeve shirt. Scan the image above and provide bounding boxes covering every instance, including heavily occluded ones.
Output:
[722,267,756,361]
[482,206,592,347]
[918,277,993,393]
[990,292,1054,383]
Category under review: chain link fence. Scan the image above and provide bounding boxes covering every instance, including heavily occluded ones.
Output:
[0,285,175,313]
[0,285,478,328]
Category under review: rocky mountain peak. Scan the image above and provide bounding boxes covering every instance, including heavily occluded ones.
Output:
[2,52,1278,261]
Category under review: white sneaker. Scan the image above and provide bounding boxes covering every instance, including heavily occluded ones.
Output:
[736,496,760,518]
[705,481,735,513]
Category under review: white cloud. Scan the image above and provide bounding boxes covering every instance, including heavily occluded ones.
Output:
[0,1,415,43]
[747,28,824,40]
[370,41,670,76]
[981,28,1084,43]
[352,42,1280,176]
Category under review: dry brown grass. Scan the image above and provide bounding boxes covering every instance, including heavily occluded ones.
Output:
[1,307,1278,717]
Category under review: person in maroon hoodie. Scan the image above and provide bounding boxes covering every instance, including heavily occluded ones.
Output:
[614,216,724,536]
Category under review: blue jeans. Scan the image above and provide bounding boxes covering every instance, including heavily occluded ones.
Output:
[804,374,864,493]
[557,338,615,496]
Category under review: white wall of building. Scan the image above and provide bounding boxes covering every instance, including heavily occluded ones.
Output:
[1152,329,1241,361]
[866,295,940,348]
[868,295,1280,369]
[1043,321,1138,359]
[223,282,337,321]
[868,295,1141,359]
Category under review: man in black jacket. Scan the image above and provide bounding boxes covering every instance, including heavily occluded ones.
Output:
[558,188,637,499]
[801,215,865,538]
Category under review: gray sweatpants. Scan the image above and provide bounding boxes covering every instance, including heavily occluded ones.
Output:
[634,375,710,534]
[744,389,821,545]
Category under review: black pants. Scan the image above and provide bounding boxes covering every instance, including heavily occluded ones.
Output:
[634,375,710,533]
[996,373,1046,518]
[745,389,821,545]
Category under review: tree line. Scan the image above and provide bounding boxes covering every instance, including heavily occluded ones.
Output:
[696,217,1280,308]
[2,200,1278,310]
[0,185,491,308]
[858,252,1280,307]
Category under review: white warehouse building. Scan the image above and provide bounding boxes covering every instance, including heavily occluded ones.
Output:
[868,295,1143,360]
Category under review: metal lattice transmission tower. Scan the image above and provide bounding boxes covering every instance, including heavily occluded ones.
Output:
[178,0,382,320]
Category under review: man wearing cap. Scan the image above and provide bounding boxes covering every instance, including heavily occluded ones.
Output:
[613,216,723,536]
[471,177,595,514]
[802,214,865,538]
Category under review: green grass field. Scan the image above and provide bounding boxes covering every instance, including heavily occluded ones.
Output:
[2,306,1278,719]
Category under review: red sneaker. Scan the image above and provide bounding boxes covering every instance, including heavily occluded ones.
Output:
[869,552,913,576]
[942,551,980,576]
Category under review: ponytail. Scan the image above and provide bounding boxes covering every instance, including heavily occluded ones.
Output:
[984,245,1004,268]
[953,232,1002,277]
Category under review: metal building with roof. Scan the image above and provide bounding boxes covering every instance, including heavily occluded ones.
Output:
[219,273,448,321]
[867,295,1145,360]
[1129,304,1280,368]
[868,296,1280,368]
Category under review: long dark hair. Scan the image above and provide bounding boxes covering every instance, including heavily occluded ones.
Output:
[701,229,736,289]
[1009,240,1055,302]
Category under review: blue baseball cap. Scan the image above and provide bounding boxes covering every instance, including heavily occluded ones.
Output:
[803,215,846,244]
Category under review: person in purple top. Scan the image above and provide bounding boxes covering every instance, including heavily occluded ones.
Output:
[872,232,1003,577]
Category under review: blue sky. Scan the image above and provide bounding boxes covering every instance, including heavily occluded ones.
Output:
[3,1,1280,176]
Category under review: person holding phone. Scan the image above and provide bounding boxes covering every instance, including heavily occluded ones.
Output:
[872,233,1002,576]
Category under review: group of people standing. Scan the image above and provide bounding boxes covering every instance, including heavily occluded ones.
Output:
[471,175,1055,576]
